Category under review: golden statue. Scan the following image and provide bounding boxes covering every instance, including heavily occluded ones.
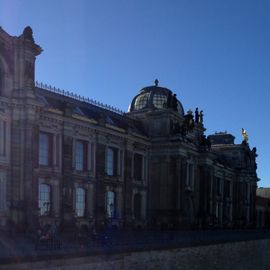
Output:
[241,128,248,143]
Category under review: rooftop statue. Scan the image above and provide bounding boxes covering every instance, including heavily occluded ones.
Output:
[241,128,248,143]
[195,108,199,123]
[199,110,204,124]
[22,26,34,42]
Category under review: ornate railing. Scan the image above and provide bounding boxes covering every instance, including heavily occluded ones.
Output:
[35,81,125,115]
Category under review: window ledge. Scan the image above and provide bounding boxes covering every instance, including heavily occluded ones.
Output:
[37,165,60,173]
[73,169,89,174]
[105,175,123,181]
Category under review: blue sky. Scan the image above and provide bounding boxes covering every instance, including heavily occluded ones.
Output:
[1,0,269,186]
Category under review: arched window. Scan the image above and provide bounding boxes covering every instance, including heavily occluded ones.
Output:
[106,191,116,218]
[75,187,86,217]
[134,92,149,110]
[134,193,142,219]
[38,184,51,215]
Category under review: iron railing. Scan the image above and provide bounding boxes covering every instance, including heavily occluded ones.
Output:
[35,81,125,115]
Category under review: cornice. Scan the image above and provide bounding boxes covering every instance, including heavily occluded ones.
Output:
[0,27,14,46]
[72,114,97,124]
[39,114,63,125]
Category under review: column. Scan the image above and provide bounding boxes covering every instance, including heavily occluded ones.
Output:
[87,142,91,171]
[87,184,94,218]
[116,188,123,219]
[53,182,59,218]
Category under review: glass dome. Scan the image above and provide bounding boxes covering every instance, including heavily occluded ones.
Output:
[152,92,167,109]
[134,92,150,110]
[128,83,184,116]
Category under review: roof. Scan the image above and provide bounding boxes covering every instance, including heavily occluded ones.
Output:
[36,85,147,138]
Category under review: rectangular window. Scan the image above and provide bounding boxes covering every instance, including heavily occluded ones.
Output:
[215,203,220,219]
[3,121,6,156]
[186,164,193,188]
[106,147,118,176]
[75,141,84,170]
[225,180,231,198]
[226,205,231,221]
[246,184,250,201]
[106,191,116,218]
[216,177,222,196]
[0,120,6,156]
[74,140,88,171]
[0,69,2,92]
[0,177,6,210]
[134,153,143,181]
[75,188,86,217]
[134,193,142,219]
[38,184,51,215]
[39,132,51,166]
[107,148,113,175]
[55,135,60,166]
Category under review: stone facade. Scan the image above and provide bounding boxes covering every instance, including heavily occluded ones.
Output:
[0,26,258,233]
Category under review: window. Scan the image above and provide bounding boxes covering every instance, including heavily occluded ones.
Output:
[186,164,193,188]
[75,187,86,217]
[106,191,116,218]
[225,180,231,198]
[107,148,113,175]
[216,177,222,196]
[0,68,3,93]
[75,141,85,170]
[225,205,231,221]
[134,154,143,181]
[106,147,118,176]
[39,132,51,166]
[215,203,221,219]
[0,176,6,211]
[134,92,149,110]
[38,184,51,215]
[74,140,89,171]
[0,120,6,156]
[152,93,167,109]
[134,194,142,219]
[246,184,250,201]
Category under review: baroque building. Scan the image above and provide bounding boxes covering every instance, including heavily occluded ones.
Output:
[0,27,259,233]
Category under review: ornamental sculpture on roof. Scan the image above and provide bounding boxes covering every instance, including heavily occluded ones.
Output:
[242,128,248,143]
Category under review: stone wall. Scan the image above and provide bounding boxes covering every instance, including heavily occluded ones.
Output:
[1,239,270,270]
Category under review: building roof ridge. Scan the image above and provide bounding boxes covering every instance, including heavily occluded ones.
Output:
[35,81,125,116]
